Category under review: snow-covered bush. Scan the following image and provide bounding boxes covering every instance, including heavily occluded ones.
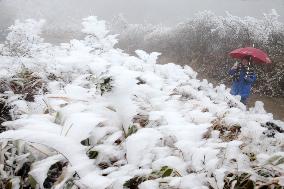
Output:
[109,15,158,52]
[91,75,114,95]
[81,16,118,54]
[1,19,46,57]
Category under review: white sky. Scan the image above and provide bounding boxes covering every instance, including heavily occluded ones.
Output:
[0,0,283,29]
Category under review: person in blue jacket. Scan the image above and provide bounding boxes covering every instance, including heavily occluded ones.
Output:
[229,56,257,104]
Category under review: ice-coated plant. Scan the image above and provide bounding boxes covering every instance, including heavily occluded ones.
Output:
[2,19,46,57]
[81,16,118,54]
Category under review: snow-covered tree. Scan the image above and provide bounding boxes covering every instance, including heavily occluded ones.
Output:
[1,19,46,57]
[108,14,129,34]
[81,16,118,54]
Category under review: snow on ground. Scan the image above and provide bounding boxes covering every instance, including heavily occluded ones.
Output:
[0,16,283,189]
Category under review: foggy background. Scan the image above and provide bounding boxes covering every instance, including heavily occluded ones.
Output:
[0,0,283,31]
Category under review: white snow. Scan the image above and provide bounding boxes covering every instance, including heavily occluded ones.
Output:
[0,16,283,189]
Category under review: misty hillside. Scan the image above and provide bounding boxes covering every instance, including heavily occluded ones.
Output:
[110,11,284,98]
[0,16,283,189]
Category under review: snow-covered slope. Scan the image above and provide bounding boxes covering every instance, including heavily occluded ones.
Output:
[0,17,283,189]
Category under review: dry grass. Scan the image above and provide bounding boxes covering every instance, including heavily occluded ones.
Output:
[132,113,149,128]
[1,68,48,102]
[203,117,241,142]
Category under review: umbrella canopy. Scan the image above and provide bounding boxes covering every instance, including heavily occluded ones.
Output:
[229,47,272,64]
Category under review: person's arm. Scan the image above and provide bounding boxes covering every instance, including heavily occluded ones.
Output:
[229,69,236,75]
[228,62,238,76]
[244,73,256,83]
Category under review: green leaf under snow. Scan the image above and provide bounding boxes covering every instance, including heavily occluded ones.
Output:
[123,166,180,189]
[28,175,38,189]
[7,181,12,189]
[126,125,138,138]
[55,112,63,125]
[274,157,284,165]
[80,138,91,146]
[161,168,173,177]
[266,155,284,165]
[88,150,99,159]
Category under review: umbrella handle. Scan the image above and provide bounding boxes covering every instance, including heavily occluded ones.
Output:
[247,56,252,69]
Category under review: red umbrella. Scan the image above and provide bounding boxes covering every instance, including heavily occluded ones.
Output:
[229,47,272,64]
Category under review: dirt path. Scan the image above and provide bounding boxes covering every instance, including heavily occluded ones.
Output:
[247,94,284,121]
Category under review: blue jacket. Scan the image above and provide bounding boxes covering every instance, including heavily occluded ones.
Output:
[229,67,256,98]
